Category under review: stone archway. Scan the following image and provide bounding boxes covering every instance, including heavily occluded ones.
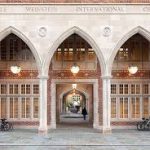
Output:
[109,27,150,129]
[58,89,88,123]
[108,26,150,74]
[50,79,99,129]
[43,26,105,76]
[0,26,41,74]
[40,27,105,133]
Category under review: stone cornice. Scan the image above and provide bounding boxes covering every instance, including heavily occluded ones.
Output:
[0,4,150,14]
[0,0,149,4]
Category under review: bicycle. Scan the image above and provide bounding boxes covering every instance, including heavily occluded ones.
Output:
[137,117,150,131]
[0,118,13,131]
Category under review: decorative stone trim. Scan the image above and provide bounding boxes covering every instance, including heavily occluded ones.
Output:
[103,26,111,37]
[38,27,47,37]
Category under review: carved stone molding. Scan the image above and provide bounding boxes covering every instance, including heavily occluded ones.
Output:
[103,26,111,37]
[38,27,47,37]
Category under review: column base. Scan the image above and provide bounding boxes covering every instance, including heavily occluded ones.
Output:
[102,128,112,134]
[93,124,101,130]
[49,123,56,129]
[38,127,48,135]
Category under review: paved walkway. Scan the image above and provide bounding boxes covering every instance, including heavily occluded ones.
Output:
[0,124,150,150]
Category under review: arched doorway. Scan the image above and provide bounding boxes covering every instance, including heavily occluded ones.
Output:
[56,84,94,126]
[48,33,102,129]
[0,32,40,127]
[62,90,86,115]
[111,33,150,128]
[59,89,88,123]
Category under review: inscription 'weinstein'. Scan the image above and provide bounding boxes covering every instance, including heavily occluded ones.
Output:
[25,6,57,13]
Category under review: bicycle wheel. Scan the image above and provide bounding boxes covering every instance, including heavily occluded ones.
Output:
[8,123,13,131]
[4,123,9,131]
[137,122,141,130]
[137,122,145,130]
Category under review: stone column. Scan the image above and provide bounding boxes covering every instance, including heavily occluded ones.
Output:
[50,80,56,128]
[93,81,99,129]
[102,76,112,134]
[38,75,48,134]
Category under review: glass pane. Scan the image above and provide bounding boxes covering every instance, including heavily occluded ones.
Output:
[33,98,38,118]
[111,98,116,118]
[131,98,135,118]
[143,97,149,118]
[124,98,128,118]
[10,98,13,118]
[33,84,39,94]
[14,85,19,94]
[55,48,62,61]
[21,85,25,94]
[119,84,123,94]
[1,98,6,118]
[26,98,30,118]
[120,98,123,118]
[124,84,128,94]
[87,50,95,60]
[1,84,7,94]
[21,98,25,118]
[26,85,30,94]
[135,98,140,118]
[14,98,18,118]
[143,84,149,94]
[9,84,13,94]
[111,84,116,94]
[131,85,135,94]
[136,85,140,94]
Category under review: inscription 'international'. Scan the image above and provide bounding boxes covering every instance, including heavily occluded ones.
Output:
[76,6,125,13]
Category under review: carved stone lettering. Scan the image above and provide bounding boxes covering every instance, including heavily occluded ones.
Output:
[143,7,150,12]
[25,6,57,13]
[76,6,125,13]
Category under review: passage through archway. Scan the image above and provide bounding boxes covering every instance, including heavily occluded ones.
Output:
[56,84,93,126]
[48,33,102,129]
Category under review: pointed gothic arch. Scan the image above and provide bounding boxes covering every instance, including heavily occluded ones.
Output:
[0,26,41,74]
[43,26,105,76]
[108,26,150,74]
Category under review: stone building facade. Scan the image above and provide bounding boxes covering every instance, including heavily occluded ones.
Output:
[0,1,150,134]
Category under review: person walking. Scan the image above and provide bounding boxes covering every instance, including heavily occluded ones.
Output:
[82,107,87,120]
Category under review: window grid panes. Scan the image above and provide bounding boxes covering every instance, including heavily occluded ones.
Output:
[111,82,150,120]
[33,84,39,94]
[111,98,117,118]
[131,97,140,118]
[142,97,149,118]
[0,82,39,120]
[143,84,149,94]
[111,84,117,94]
[0,34,33,61]
[119,97,128,118]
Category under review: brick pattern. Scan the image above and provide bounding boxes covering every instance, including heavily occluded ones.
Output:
[0,0,149,3]
[11,121,39,126]
[48,62,103,126]
[111,121,138,126]
[0,70,38,79]
[112,70,150,79]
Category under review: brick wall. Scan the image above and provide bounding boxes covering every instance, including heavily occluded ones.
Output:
[0,0,149,3]
[111,121,137,126]
[112,70,150,79]
[11,121,39,126]
[48,61,103,126]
